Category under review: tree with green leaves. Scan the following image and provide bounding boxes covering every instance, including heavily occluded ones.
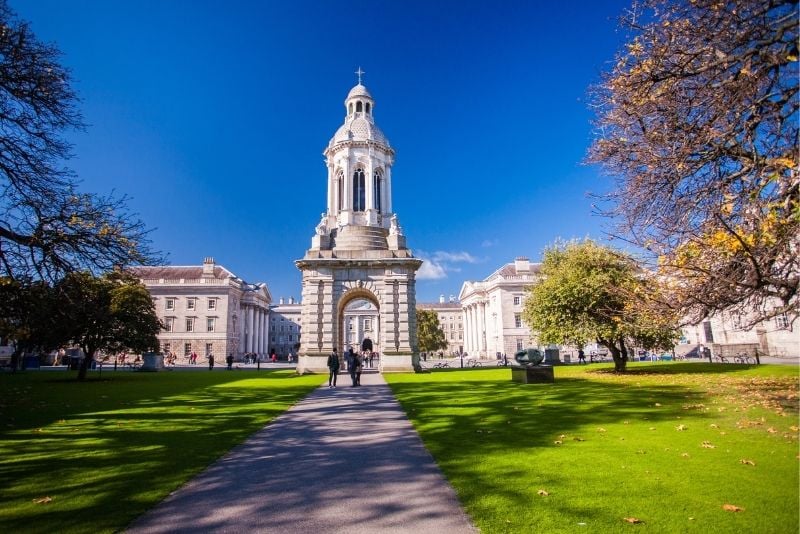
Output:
[523,240,678,373]
[0,278,66,370]
[588,0,799,327]
[416,309,448,356]
[0,1,159,282]
[56,271,162,380]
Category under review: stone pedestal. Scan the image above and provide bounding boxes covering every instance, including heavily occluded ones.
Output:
[140,353,164,372]
[544,348,560,365]
[511,365,554,384]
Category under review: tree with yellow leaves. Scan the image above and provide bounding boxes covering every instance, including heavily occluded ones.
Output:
[588,0,798,328]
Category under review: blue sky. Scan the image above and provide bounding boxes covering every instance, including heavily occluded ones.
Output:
[15,0,631,303]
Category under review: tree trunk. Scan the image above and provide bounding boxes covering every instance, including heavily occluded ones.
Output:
[600,337,628,373]
[77,349,95,381]
[9,346,22,373]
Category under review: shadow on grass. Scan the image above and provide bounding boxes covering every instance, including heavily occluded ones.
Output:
[0,370,322,534]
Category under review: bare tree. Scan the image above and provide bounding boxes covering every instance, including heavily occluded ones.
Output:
[0,1,159,282]
[588,0,799,327]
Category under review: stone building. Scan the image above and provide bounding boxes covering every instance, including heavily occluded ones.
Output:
[268,297,302,359]
[417,295,464,355]
[130,258,271,362]
[295,76,422,373]
[680,304,798,359]
[459,257,541,358]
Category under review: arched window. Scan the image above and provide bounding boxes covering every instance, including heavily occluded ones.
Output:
[352,168,366,211]
[366,102,371,115]
[336,170,344,211]
[373,169,382,212]
[348,103,353,115]
[356,101,363,113]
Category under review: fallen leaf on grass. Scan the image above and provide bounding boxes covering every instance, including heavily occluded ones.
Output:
[723,504,744,512]
[537,489,549,496]
[649,427,657,431]
[554,440,563,445]
[32,496,52,504]
[654,403,662,407]
[710,424,719,429]
[675,424,687,431]
[623,517,644,523]
[701,441,716,448]
[573,436,585,441]
[597,427,607,433]
[766,427,777,434]
[681,452,690,458]
[790,426,799,432]
[740,459,755,465]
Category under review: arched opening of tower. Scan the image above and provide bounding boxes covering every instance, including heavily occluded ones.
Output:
[339,296,381,370]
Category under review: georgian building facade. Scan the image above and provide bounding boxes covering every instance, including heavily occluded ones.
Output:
[417,295,464,355]
[459,257,541,358]
[268,298,302,359]
[131,258,271,362]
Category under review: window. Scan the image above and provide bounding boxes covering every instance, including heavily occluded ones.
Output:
[450,332,454,340]
[352,168,366,211]
[207,318,215,332]
[337,170,344,211]
[166,298,175,311]
[356,101,363,112]
[516,339,524,351]
[775,313,789,329]
[162,343,171,354]
[365,318,371,330]
[233,316,237,333]
[164,317,174,332]
[208,299,216,311]
[514,314,522,328]
[205,343,213,356]
[288,335,293,342]
[458,332,462,340]
[513,296,521,306]
[373,170,382,212]
[186,318,194,332]
[187,299,196,311]
[184,343,192,357]
[366,102,371,114]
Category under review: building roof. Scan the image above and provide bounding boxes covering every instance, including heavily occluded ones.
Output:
[417,302,462,310]
[347,83,372,99]
[331,117,388,146]
[129,265,234,280]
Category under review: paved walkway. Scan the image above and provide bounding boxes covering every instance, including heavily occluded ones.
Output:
[127,372,476,533]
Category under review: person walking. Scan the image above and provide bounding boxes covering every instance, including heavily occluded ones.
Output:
[347,348,358,387]
[578,349,586,364]
[208,354,214,371]
[270,348,277,363]
[354,352,363,386]
[327,348,340,388]
[226,353,234,370]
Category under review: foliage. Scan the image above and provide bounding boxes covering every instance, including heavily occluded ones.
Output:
[386,365,799,533]
[523,240,678,372]
[0,1,159,282]
[55,271,162,380]
[0,370,324,533]
[0,278,65,369]
[416,308,448,354]
[588,0,799,327]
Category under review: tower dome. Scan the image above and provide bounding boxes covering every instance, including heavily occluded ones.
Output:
[328,82,389,148]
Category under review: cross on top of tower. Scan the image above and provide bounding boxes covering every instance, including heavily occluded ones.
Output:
[355,66,365,84]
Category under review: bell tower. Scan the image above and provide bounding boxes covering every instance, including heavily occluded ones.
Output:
[296,72,421,373]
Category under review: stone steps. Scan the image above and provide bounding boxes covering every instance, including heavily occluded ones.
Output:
[332,225,388,250]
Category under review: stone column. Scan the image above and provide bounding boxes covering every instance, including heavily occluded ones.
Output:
[463,305,470,353]
[253,308,260,356]
[247,306,256,353]
[261,311,268,355]
[385,166,393,214]
[479,301,487,356]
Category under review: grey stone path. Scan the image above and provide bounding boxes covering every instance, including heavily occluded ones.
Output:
[127,372,476,533]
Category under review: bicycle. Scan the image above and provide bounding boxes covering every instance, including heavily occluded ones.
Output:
[714,355,729,364]
[468,360,482,368]
[433,361,450,369]
[733,353,756,365]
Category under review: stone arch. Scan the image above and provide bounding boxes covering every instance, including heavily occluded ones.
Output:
[336,285,381,364]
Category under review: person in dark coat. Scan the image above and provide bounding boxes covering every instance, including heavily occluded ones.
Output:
[347,348,358,386]
[226,353,234,370]
[327,348,340,388]
[208,354,214,371]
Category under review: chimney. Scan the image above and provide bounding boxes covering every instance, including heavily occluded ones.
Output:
[449,295,455,303]
[279,297,285,305]
[289,297,295,304]
[514,256,530,273]
[202,257,215,277]
[439,294,445,304]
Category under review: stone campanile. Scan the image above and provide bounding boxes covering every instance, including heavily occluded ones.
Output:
[295,74,421,373]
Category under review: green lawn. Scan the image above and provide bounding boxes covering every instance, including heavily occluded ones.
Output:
[0,369,323,534]
[385,363,799,534]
